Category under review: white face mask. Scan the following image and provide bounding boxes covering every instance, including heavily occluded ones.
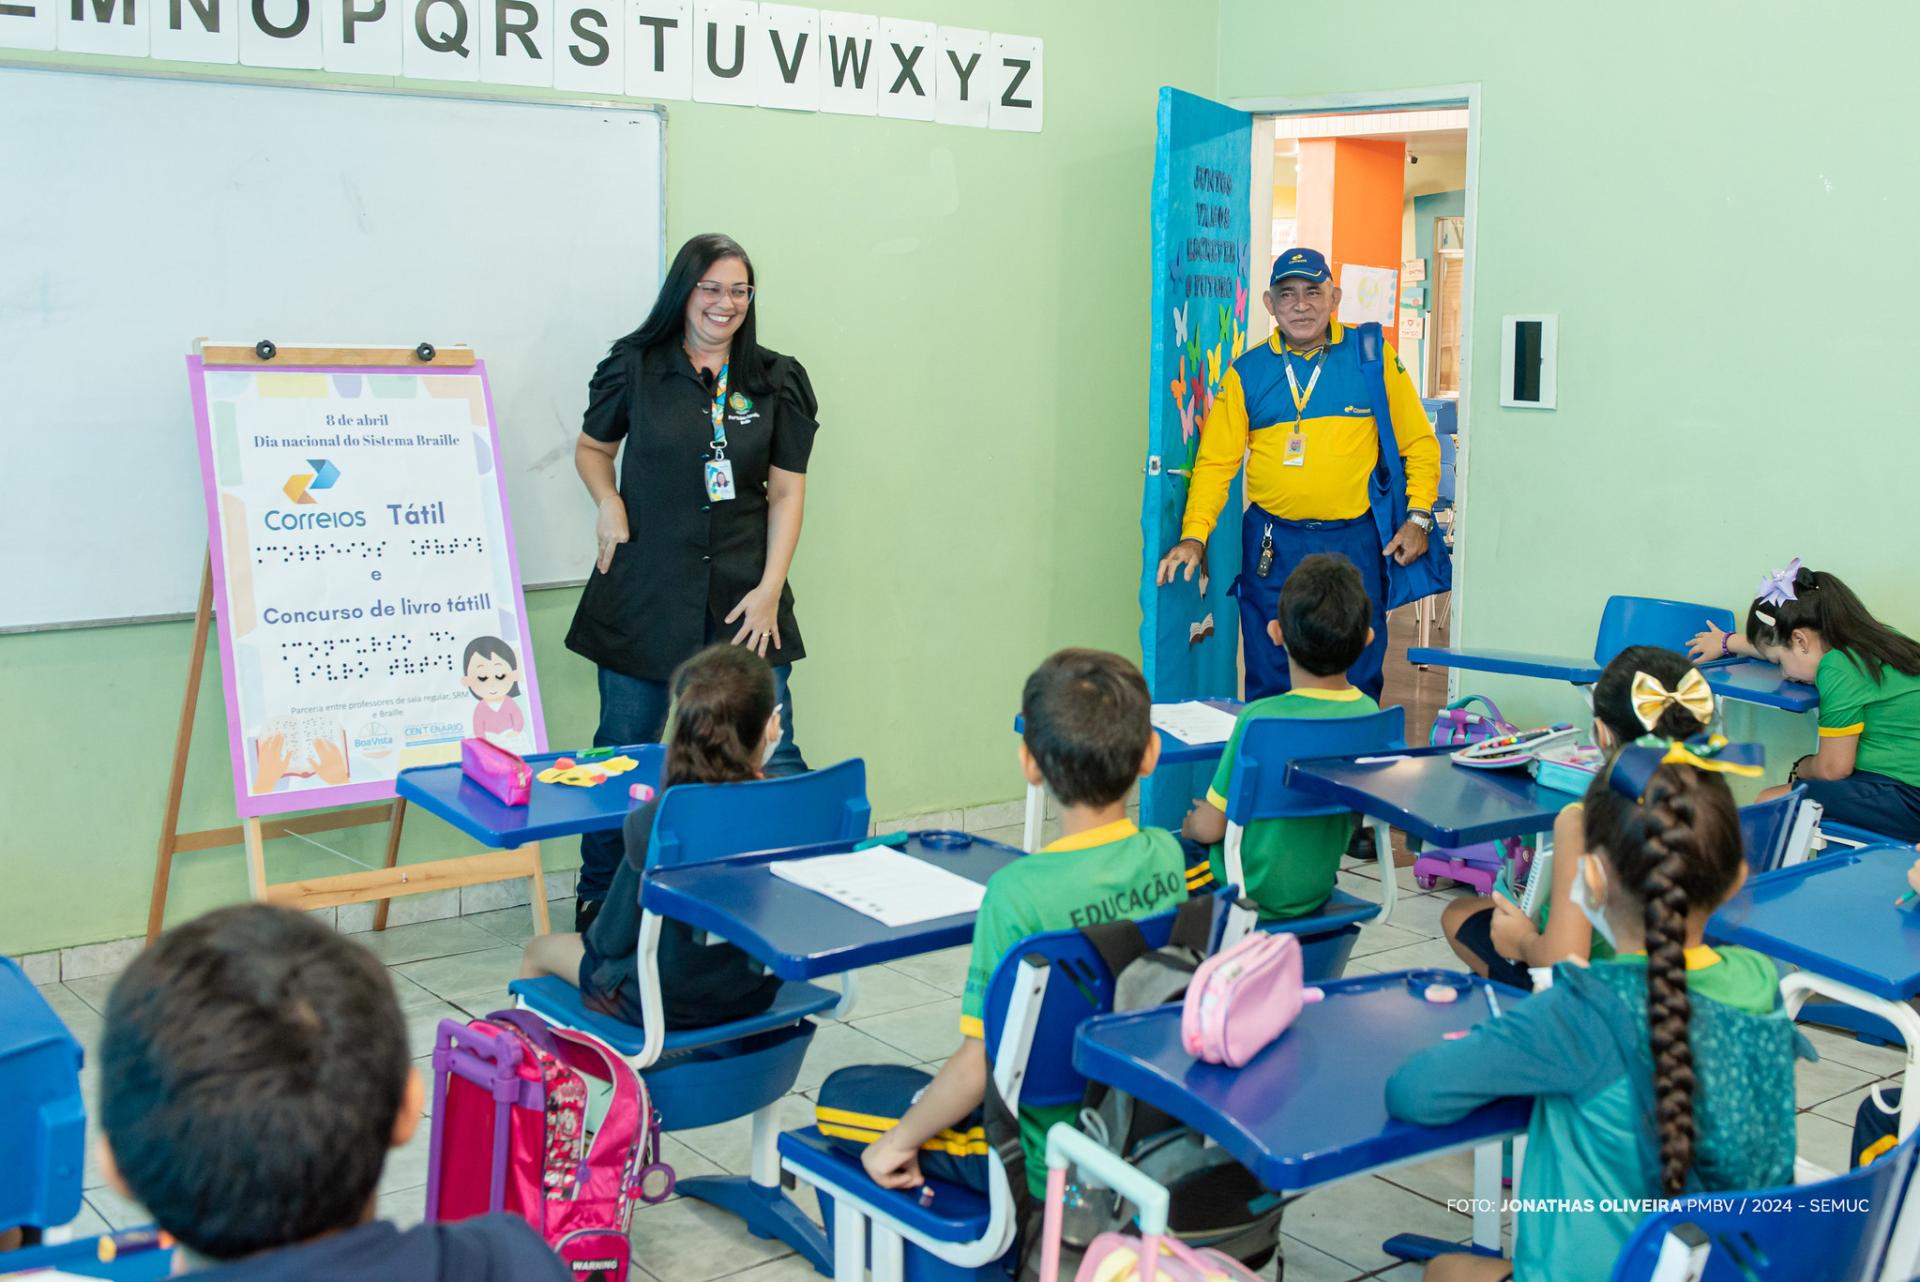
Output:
[1567,855,1620,951]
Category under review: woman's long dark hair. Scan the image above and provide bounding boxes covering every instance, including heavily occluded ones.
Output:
[662,644,775,789]
[622,233,771,392]
[1583,762,1744,1197]
[1746,566,1920,683]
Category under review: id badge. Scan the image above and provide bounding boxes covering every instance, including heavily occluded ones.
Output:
[1282,428,1307,467]
[704,457,737,502]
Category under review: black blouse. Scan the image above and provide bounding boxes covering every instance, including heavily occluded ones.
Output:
[566,339,819,681]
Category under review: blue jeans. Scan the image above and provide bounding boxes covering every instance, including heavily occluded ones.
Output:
[575,661,808,904]
[1232,505,1389,703]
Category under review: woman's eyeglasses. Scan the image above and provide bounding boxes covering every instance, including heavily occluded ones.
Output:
[695,281,755,303]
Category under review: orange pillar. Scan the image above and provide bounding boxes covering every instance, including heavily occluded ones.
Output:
[1292,137,1406,307]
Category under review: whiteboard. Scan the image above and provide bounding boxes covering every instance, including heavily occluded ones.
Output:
[0,67,664,630]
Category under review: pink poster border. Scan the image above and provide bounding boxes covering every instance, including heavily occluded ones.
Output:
[187,356,550,820]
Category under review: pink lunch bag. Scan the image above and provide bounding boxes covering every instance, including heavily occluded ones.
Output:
[1180,932,1323,1068]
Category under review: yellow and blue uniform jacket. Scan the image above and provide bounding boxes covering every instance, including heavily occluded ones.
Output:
[1181,320,1441,543]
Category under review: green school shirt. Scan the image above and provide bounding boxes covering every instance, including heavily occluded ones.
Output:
[1203,687,1380,920]
[1817,647,1920,789]
[959,820,1189,1195]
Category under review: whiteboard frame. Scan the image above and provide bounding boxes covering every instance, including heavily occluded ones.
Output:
[0,61,669,633]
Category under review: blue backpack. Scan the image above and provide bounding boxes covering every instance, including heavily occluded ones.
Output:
[1356,321,1453,611]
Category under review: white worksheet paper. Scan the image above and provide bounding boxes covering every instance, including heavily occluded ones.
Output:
[768,849,987,928]
[1150,701,1240,746]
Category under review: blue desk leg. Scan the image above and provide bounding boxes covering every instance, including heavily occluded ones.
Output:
[677,1104,830,1275]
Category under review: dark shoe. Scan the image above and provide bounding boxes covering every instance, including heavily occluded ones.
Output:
[1346,824,1375,863]
[574,898,603,936]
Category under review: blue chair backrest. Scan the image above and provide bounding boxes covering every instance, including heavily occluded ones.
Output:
[1435,433,1457,508]
[1609,1131,1918,1281]
[979,898,1223,1110]
[1739,787,1807,873]
[1223,707,1407,827]
[1593,596,1737,668]
[647,759,871,871]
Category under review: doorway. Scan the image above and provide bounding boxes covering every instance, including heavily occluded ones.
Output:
[1247,97,1478,719]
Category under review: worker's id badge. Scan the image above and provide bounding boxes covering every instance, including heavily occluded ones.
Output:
[704,457,736,502]
[1282,427,1307,466]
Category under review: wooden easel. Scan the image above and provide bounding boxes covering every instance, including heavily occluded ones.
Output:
[147,341,551,942]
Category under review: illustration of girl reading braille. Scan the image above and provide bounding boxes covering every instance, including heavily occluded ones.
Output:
[461,636,528,747]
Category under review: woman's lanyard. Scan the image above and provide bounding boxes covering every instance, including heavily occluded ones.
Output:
[702,361,736,503]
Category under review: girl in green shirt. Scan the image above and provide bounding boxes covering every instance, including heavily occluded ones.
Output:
[1694,561,1920,841]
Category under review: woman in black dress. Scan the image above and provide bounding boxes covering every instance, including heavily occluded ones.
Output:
[565,233,818,930]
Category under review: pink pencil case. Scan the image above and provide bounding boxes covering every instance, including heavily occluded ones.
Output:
[1180,932,1323,1068]
[462,737,532,806]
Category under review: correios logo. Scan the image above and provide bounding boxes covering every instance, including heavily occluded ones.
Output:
[283,458,341,504]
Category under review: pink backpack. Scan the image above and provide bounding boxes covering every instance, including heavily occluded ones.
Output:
[427,1011,674,1280]
[1180,933,1323,1068]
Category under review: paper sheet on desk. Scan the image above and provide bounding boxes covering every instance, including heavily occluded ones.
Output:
[1150,701,1239,746]
[768,849,987,928]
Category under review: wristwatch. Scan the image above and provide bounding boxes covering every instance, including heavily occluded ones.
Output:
[1407,509,1435,533]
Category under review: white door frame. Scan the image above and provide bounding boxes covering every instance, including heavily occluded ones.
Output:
[1228,83,1481,694]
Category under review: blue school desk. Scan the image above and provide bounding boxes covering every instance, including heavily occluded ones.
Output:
[1016,700,1244,849]
[1699,658,1819,714]
[394,744,657,846]
[1285,745,1567,848]
[1074,969,1530,1254]
[0,1233,174,1279]
[641,832,1026,980]
[1708,843,1920,1150]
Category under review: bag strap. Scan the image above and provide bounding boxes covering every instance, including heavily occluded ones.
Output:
[1168,895,1215,956]
[547,1026,642,1161]
[1443,693,1505,723]
[982,1068,1041,1275]
[1357,321,1408,546]
[1077,918,1151,985]
[484,1008,563,1058]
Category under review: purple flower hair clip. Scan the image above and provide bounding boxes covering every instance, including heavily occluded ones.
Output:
[1756,557,1803,610]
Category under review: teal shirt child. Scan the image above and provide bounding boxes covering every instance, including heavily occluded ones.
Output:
[1386,947,1802,1282]
[1203,687,1380,920]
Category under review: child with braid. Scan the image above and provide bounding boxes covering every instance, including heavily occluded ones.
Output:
[1386,743,1801,1282]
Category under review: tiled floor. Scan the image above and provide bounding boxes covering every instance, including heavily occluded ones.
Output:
[31,610,1899,1280]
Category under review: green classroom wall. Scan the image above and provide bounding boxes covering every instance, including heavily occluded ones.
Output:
[1216,1,1920,781]
[0,0,1221,955]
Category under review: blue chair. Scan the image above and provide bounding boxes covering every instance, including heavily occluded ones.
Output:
[1222,708,1407,979]
[509,758,873,1273]
[1410,595,1737,687]
[0,958,84,1238]
[776,898,1241,1281]
[1609,1130,1920,1281]
[1739,786,1820,873]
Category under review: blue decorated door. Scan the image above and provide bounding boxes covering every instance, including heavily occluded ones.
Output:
[1138,88,1252,830]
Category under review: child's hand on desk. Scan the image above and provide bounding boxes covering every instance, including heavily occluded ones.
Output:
[1488,891,1538,962]
[1907,858,1920,897]
[861,1135,924,1190]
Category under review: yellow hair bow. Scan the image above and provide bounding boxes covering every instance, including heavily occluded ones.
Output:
[1657,734,1764,779]
[1630,669,1716,732]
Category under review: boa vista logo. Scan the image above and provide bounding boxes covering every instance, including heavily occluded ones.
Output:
[283,458,341,504]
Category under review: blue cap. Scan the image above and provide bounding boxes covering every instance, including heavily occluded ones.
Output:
[1270,247,1331,286]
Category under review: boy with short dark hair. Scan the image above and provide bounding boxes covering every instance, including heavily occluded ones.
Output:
[815,648,1189,1197]
[97,904,569,1281]
[1182,553,1380,919]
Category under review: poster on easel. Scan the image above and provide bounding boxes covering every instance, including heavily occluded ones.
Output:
[188,356,548,819]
